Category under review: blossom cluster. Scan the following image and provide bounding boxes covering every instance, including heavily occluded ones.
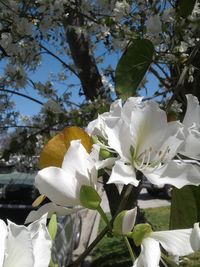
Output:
[23,94,200,266]
[1,94,200,266]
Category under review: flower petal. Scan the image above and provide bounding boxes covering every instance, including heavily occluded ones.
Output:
[25,202,81,224]
[122,208,137,235]
[190,223,200,251]
[180,128,200,160]
[133,237,160,267]
[28,215,52,267]
[183,94,200,129]
[130,101,168,157]
[35,166,79,206]
[107,160,138,186]
[61,140,94,186]
[105,118,133,161]
[4,221,34,267]
[122,97,143,124]
[0,220,7,267]
[152,228,194,256]
[181,94,200,159]
[87,99,122,138]
[143,161,200,188]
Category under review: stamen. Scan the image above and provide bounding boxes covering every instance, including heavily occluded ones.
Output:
[136,150,147,169]
[139,149,151,170]
[159,146,170,162]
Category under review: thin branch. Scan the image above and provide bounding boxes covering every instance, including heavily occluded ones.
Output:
[68,226,109,267]
[29,79,81,108]
[149,66,171,89]
[0,88,44,105]
[0,0,18,15]
[143,88,173,101]
[39,44,79,78]
[0,125,44,129]
[154,62,170,80]
[166,42,200,111]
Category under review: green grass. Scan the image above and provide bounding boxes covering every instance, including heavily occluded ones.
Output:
[91,207,200,267]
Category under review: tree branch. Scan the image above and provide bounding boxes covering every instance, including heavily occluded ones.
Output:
[149,66,171,89]
[39,44,79,78]
[0,88,44,105]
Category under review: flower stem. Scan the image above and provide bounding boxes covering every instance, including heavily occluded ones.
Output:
[97,205,112,231]
[68,226,109,267]
[124,236,135,263]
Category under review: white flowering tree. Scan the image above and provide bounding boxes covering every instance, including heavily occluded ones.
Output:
[0,0,199,162]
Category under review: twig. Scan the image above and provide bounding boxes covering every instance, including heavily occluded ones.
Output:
[68,226,109,267]
[0,88,44,105]
[39,44,79,78]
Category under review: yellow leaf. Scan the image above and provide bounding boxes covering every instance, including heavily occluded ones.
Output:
[39,126,92,169]
[32,194,46,207]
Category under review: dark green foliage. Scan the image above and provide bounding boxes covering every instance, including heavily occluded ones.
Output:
[115,39,154,99]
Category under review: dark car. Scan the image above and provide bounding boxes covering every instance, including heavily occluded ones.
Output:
[142,160,200,199]
[142,175,172,199]
[0,168,81,267]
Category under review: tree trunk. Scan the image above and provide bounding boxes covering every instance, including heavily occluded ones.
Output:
[63,3,104,100]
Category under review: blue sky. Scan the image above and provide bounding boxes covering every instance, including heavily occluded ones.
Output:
[0,43,161,118]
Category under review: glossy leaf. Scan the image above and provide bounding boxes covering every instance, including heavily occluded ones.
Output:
[80,185,101,210]
[115,39,154,99]
[170,186,200,229]
[177,0,196,18]
[39,126,92,169]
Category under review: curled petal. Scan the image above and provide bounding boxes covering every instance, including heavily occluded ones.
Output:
[183,94,200,129]
[107,160,138,186]
[190,223,200,251]
[122,208,137,235]
[133,237,160,267]
[35,167,78,206]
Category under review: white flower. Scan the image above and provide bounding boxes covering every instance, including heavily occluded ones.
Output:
[26,140,98,222]
[113,0,130,19]
[89,97,200,188]
[146,14,162,34]
[87,99,122,140]
[180,94,200,159]
[0,214,52,267]
[132,225,194,267]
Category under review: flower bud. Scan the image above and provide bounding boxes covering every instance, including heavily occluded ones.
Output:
[113,208,137,236]
[130,223,152,246]
[80,185,101,210]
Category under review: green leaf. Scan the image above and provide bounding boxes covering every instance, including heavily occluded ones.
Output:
[170,186,200,229]
[177,0,196,18]
[48,214,57,240]
[115,39,154,99]
[80,185,101,210]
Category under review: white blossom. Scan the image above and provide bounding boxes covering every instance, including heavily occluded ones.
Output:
[0,214,52,267]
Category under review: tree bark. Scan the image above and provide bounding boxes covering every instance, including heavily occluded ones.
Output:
[63,3,105,100]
